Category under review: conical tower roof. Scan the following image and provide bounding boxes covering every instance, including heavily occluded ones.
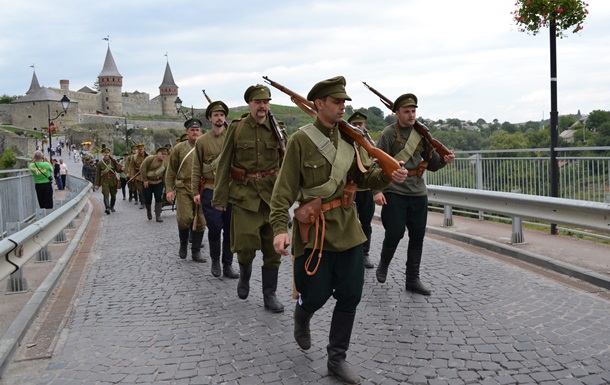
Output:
[99,46,122,77]
[159,61,177,89]
[26,71,41,94]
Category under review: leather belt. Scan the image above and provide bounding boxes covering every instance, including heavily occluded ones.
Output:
[180,179,192,184]
[321,198,342,212]
[245,168,278,179]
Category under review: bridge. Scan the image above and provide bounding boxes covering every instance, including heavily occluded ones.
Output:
[1,156,610,384]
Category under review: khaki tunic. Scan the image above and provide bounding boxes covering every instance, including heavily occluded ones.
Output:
[192,129,225,191]
[140,155,166,185]
[165,139,205,231]
[269,119,392,258]
[94,157,121,198]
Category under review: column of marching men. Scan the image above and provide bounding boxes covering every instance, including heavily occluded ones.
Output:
[91,77,455,385]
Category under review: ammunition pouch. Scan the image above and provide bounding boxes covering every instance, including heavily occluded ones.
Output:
[230,166,247,182]
[341,183,357,208]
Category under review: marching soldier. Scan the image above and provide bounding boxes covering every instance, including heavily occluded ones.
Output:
[165,118,206,262]
[130,144,147,209]
[125,144,139,203]
[94,148,123,215]
[193,101,238,279]
[140,147,169,222]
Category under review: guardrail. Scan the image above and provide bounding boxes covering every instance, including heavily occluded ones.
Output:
[0,175,91,282]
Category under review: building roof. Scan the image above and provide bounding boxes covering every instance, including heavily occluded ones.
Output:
[77,86,97,93]
[159,61,177,89]
[98,46,122,78]
[26,71,41,95]
[12,86,64,103]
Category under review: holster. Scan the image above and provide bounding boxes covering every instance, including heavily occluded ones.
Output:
[198,177,206,195]
[230,166,246,182]
[417,161,428,177]
[294,197,322,244]
[342,183,357,208]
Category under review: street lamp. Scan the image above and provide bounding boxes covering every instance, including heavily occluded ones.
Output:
[175,97,194,119]
[48,95,70,163]
[115,117,133,152]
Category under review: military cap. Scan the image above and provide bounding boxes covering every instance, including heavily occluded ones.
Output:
[307,76,352,101]
[206,101,229,118]
[130,144,138,150]
[244,84,271,103]
[155,147,169,155]
[136,143,145,149]
[102,147,111,154]
[392,93,418,112]
[347,111,367,124]
[184,118,203,129]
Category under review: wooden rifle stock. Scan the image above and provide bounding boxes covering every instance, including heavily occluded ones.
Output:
[268,109,286,157]
[202,90,213,104]
[262,76,401,178]
[362,82,451,159]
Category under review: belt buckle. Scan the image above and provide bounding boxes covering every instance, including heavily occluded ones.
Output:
[255,172,263,179]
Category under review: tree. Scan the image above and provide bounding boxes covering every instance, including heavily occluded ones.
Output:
[0,147,17,169]
[0,94,19,104]
[559,115,578,131]
[585,110,610,132]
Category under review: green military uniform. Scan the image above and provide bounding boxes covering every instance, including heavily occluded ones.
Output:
[130,144,147,208]
[212,84,283,312]
[269,76,393,385]
[165,118,206,262]
[125,145,138,202]
[140,147,168,222]
[94,149,122,215]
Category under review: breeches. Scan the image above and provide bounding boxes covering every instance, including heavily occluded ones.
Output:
[144,183,164,204]
[380,193,428,251]
[176,187,205,232]
[201,188,231,241]
[101,178,117,198]
[355,190,375,235]
[231,202,280,268]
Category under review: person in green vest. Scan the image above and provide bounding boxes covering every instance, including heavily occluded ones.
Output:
[269,76,408,385]
[28,150,54,209]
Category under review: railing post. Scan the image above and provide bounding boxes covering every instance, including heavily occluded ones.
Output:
[6,222,29,294]
[52,200,67,242]
[476,153,484,220]
[443,184,453,227]
[35,209,52,262]
[510,189,524,244]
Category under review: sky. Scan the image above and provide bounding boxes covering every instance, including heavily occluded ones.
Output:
[1,0,609,124]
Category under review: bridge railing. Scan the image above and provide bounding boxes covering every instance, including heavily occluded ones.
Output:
[0,169,38,239]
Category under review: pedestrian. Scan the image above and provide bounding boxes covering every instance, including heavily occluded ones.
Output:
[94,148,123,215]
[118,154,128,200]
[192,100,238,279]
[373,93,455,295]
[270,76,408,385]
[59,159,68,190]
[51,159,63,190]
[347,111,375,269]
[129,144,147,209]
[140,147,168,222]
[29,150,54,209]
[165,118,206,262]
[212,84,284,312]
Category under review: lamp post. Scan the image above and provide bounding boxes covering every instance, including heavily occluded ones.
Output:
[48,95,70,163]
[175,97,194,119]
[115,117,133,153]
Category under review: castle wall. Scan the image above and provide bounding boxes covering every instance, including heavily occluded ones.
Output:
[0,105,12,125]
[123,94,163,116]
[9,101,77,131]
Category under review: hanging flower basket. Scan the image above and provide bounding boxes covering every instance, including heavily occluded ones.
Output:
[512,0,589,38]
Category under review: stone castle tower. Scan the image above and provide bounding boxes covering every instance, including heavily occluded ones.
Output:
[98,46,123,116]
[159,61,178,116]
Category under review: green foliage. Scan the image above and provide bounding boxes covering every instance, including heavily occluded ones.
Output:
[0,147,17,168]
[0,94,20,104]
[512,0,589,38]
[585,110,610,132]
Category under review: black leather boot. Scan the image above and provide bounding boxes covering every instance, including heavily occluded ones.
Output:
[128,191,133,202]
[209,238,222,277]
[103,197,110,215]
[375,246,396,283]
[405,250,431,295]
[362,229,373,268]
[110,196,116,212]
[139,193,145,209]
[262,266,284,313]
[327,310,361,385]
[154,202,163,222]
[191,231,205,263]
[145,204,152,220]
[294,302,314,350]
[237,263,252,299]
[221,240,238,279]
[178,229,189,259]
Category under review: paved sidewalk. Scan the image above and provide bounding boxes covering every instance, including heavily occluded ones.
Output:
[1,156,610,384]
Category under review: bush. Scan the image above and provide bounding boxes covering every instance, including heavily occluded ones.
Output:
[0,147,17,169]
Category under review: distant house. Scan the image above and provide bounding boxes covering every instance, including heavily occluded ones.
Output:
[559,129,576,143]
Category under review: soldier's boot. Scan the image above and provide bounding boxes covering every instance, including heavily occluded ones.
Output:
[294,302,314,350]
[405,250,431,296]
[128,191,133,202]
[103,197,110,215]
[178,228,189,259]
[122,190,126,200]
[154,202,163,222]
[139,193,145,209]
[191,231,206,263]
[145,204,152,220]
[237,263,252,299]
[262,266,284,313]
[210,238,222,278]
[221,240,238,279]
[362,228,374,269]
[327,310,361,385]
[110,196,116,212]
[375,245,397,283]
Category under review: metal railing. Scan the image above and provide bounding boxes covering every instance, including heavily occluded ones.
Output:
[426,147,610,203]
[0,169,38,239]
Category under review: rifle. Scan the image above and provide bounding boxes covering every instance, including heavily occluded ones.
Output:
[126,170,140,184]
[362,82,451,159]
[262,76,401,178]
[202,89,212,104]
[268,109,286,158]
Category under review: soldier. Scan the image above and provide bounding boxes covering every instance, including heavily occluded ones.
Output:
[141,147,169,222]
[94,148,123,215]
[118,154,128,200]
[269,76,408,384]
[125,144,139,203]
[193,101,238,279]
[347,111,375,269]
[212,84,284,313]
[130,144,147,209]
[165,118,206,262]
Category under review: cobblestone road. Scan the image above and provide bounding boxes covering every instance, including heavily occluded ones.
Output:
[3,178,610,385]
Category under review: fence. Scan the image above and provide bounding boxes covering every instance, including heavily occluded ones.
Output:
[426,146,610,203]
[0,169,38,239]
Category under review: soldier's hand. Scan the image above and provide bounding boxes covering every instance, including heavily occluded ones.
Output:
[273,233,291,256]
[166,191,175,204]
[193,194,201,205]
[214,206,226,212]
[373,192,386,206]
[144,181,149,188]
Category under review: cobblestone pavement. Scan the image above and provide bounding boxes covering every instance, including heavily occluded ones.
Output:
[3,159,610,385]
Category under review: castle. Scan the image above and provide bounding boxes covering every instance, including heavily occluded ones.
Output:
[6,45,180,131]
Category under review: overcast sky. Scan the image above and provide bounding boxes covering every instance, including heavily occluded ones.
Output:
[1,0,609,124]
